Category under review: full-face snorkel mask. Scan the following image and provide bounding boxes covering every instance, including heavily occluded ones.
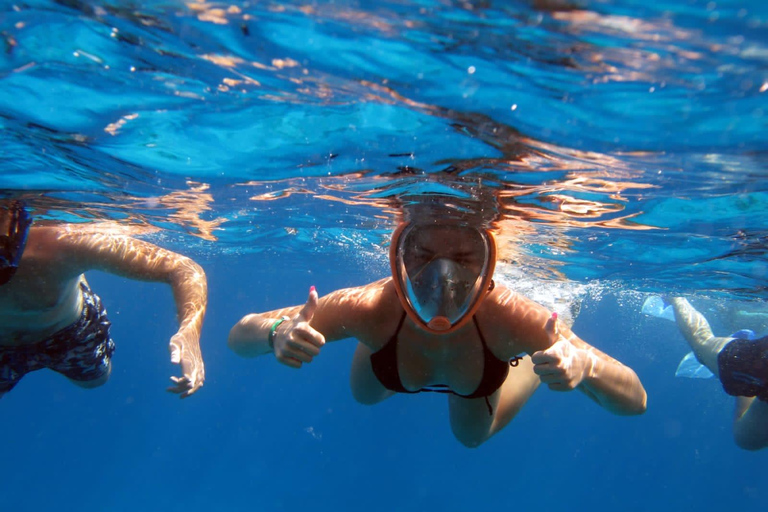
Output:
[390,222,496,334]
[0,201,32,285]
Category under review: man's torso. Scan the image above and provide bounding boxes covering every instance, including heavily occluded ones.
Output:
[0,227,85,346]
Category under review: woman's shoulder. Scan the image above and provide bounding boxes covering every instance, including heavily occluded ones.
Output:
[319,278,398,319]
[482,290,547,338]
[478,284,552,350]
[484,283,547,316]
[317,278,401,344]
[329,277,391,302]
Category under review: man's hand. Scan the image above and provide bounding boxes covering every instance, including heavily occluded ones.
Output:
[273,286,326,368]
[168,330,205,398]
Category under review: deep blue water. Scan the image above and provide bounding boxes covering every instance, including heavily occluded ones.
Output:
[4,261,765,512]
[1,0,767,511]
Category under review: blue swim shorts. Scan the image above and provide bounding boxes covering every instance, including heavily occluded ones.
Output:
[718,335,768,402]
[0,282,115,393]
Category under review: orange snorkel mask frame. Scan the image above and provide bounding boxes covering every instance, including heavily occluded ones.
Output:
[389,222,497,335]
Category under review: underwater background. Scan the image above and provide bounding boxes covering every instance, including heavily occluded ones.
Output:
[1,0,766,510]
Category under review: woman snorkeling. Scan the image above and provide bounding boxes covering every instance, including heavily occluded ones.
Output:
[229,190,646,447]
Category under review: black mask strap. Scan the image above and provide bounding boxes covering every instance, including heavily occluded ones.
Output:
[0,201,32,285]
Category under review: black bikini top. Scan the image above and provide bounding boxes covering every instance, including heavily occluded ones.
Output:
[370,311,521,413]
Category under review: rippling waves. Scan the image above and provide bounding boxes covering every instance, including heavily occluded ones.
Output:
[0,0,766,298]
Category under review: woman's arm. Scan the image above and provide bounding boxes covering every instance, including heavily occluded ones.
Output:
[228,287,323,363]
[490,289,647,415]
[228,279,392,367]
[533,314,647,415]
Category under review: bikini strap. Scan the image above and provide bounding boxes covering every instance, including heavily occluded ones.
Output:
[472,315,489,349]
[394,310,407,337]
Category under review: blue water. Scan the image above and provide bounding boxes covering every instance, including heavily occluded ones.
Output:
[2,0,767,510]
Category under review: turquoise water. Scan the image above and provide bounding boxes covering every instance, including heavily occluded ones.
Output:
[1,1,767,511]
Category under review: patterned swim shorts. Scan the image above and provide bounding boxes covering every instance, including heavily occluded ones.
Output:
[0,282,115,393]
[718,335,768,402]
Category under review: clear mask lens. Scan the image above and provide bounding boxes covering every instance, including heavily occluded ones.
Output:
[405,258,478,323]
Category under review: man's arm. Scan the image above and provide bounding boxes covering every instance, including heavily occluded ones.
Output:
[57,229,208,398]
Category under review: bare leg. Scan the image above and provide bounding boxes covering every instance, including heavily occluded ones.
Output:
[672,298,768,450]
[733,397,768,451]
[349,342,395,405]
[670,298,731,377]
[448,357,540,448]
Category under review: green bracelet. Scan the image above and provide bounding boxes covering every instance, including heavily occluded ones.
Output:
[268,316,290,349]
